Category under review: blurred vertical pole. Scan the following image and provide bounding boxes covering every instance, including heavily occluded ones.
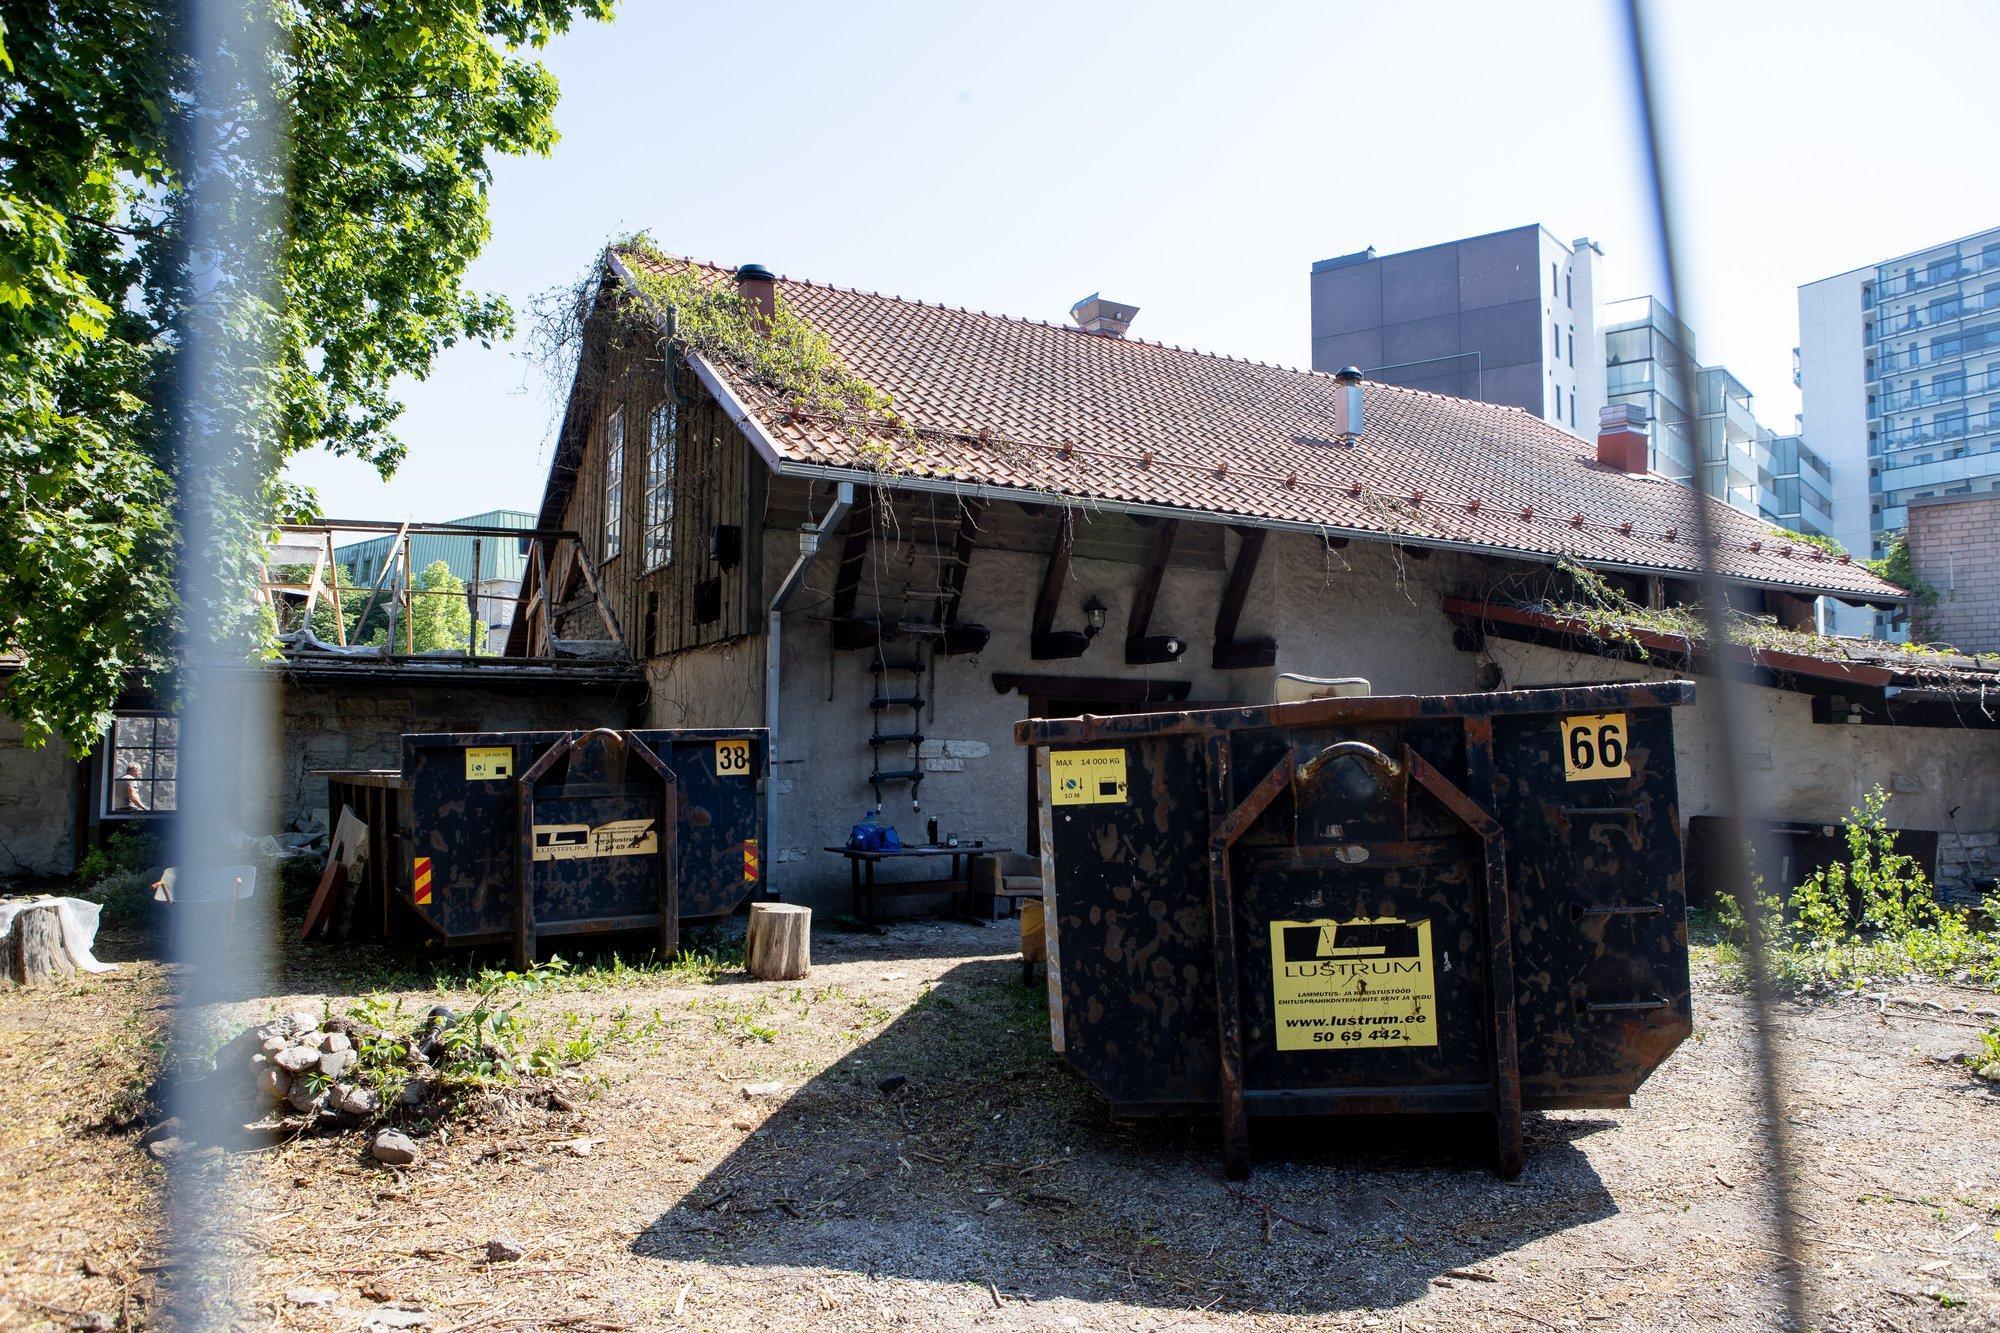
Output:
[1620,2,1809,1326]
[167,0,285,1323]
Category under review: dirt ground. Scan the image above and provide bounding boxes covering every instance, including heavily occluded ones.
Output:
[3,917,1998,1333]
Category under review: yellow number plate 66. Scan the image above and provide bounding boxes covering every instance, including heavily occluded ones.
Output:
[714,738,753,778]
[1560,712,1630,781]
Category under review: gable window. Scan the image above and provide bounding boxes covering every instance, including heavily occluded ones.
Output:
[105,713,178,817]
[603,408,624,560]
[643,399,677,570]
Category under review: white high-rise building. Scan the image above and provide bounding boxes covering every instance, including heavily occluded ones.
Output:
[1799,224,2000,637]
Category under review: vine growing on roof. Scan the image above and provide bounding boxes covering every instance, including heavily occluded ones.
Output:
[609,237,913,474]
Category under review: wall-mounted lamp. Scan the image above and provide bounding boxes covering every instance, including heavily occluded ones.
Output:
[1082,595,1107,639]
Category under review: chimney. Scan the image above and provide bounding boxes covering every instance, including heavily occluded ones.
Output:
[1333,366,1365,440]
[1069,293,1139,338]
[736,263,776,332]
[1596,402,1650,473]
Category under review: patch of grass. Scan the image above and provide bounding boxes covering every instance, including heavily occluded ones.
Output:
[1971,1027,2000,1084]
[342,960,666,1117]
[279,925,747,998]
[1709,786,2000,993]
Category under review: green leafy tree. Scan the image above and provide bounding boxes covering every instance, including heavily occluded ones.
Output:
[0,0,614,753]
[362,560,472,653]
[405,558,473,654]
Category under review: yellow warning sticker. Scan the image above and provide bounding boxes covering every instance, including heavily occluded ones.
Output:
[1049,748,1128,805]
[465,746,512,781]
[714,738,753,778]
[532,818,659,862]
[1269,917,1438,1051]
[1559,712,1631,782]
[412,856,433,906]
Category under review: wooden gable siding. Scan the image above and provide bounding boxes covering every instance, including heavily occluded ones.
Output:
[554,321,765,659]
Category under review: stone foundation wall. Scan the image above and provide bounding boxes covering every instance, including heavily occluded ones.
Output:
[1937,832,2000,905]
[276,674,643,832]
[0,705,79,881]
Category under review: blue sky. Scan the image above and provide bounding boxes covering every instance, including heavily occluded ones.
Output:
[287,0,2000,521]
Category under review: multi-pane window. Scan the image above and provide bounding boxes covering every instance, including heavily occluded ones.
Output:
[106,714,178,815]
[603,408,624,560]
[643,400,677,570]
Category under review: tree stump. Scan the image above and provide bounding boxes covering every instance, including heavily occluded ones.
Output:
[744,903,811,981]
[5,904,75,988]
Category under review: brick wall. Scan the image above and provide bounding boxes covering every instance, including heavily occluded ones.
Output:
[1908,493,2000,653]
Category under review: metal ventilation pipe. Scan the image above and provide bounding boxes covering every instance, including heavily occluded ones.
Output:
[764,481,853,879]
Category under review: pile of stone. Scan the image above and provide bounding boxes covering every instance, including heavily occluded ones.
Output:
[223,1009,384,1124]
[203,1007,474,1162]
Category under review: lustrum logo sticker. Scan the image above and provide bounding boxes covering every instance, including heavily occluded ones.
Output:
[1268,916,1438,1051]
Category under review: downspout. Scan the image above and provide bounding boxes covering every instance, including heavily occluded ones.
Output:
[765,481,853,890]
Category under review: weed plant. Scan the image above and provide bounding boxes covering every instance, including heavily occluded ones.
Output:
[1711,786,2000,993]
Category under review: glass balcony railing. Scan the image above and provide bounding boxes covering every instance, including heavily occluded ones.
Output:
[1872,287,2000,335]
[1871,244,2000,302]
[1874,321,2000,373]
[1874,377,1992,413]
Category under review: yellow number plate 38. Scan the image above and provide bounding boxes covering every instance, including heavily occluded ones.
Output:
[714,738,753,778]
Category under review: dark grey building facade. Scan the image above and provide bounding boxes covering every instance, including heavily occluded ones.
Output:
[1309,224,1605,439]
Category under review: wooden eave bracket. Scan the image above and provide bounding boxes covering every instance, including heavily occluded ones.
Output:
[1212,526,1277,670]
[1125,518,1188,665]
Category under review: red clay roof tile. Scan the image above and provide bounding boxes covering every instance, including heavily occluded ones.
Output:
[614,251,1901,603]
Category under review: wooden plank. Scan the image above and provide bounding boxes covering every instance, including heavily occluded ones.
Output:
[351,520,409,645]
[534,541,553,656]
[325,531,347,645]
[401,534,415,654]
[1032,509,1074,637]
[941,499,986,627]
[467,537,482,655]
[1125,518,1179,643]
[574,538,628,654]
[830,490,876,621]
[1214,526,1265,645]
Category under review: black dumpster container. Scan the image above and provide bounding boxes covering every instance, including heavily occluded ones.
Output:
[326,727,767,963]
[1014,681,1695,1177]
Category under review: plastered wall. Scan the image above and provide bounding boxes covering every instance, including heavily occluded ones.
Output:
[758,524,1490,912]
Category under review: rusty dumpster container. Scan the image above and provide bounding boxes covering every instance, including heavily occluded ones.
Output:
[1014,681,1695,1178]
[325,727,767,963]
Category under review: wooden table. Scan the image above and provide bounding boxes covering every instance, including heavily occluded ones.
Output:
[824,844,1014,927]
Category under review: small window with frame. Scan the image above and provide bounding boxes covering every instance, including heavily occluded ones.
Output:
[105,713,178,817]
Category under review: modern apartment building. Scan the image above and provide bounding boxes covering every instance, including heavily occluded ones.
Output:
[1799,223,2000,636]
[1309,225,1606,439]
[1591,296,1834,535]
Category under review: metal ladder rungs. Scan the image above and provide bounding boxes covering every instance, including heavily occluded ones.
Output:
[869,732,924,747]
[869,769,923,785]
[869,696,924,711]
[868,658,927,673]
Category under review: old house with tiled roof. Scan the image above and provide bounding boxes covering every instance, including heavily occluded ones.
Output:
[517,248,2000,909]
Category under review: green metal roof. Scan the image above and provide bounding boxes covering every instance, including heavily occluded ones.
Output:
[335,511,535,586]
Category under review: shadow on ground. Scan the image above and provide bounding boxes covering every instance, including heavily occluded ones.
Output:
[632,954,1619,1315]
